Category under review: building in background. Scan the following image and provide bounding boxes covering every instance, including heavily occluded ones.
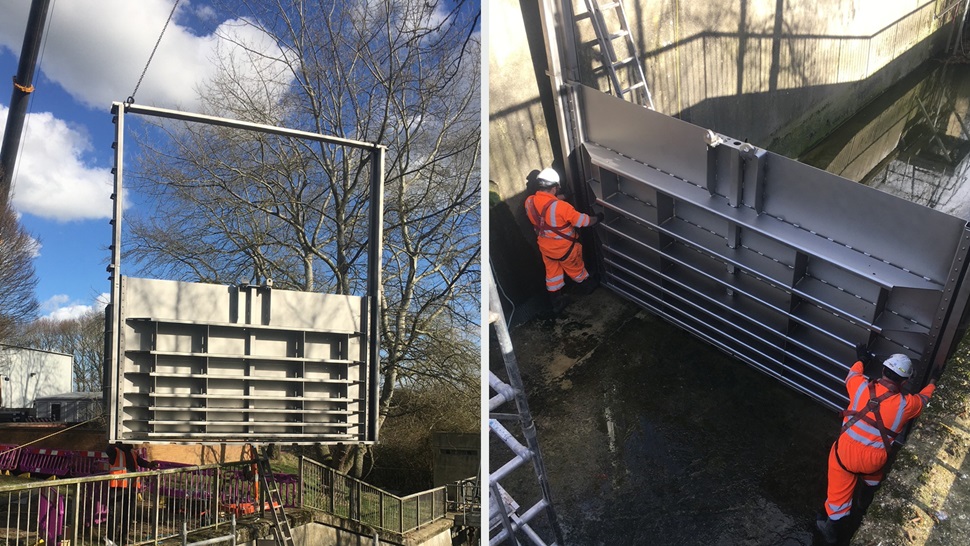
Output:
[0,344,72,409]
[34,391,102,422]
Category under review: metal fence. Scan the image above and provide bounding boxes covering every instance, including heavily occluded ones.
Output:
[0,456,452,544]
[0,461,260,545]
[299,456,447,535]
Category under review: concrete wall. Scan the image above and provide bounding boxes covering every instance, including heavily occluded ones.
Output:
[0,425,249,463]
[246,518,454,546]
[488,0,556,308]
[488,0,957,307]
[575,0,952,154]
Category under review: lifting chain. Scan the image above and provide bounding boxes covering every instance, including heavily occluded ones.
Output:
[127,0,181,105]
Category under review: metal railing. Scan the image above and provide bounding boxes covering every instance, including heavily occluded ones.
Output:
[299,456,447,535]
[0,460,260,545]
[0,456,455,544]
[445,475,480,527]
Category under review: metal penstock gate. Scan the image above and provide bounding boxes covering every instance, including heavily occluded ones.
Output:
[578,87,970,411]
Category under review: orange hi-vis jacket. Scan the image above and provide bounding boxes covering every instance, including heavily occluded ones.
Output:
[525,192,591,260]
[825,360,935,520]
[839,361,935,453]
[108,449,129,489]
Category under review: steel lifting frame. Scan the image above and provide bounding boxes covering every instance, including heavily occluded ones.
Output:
[488,269,563,546]
[108,102,386,445]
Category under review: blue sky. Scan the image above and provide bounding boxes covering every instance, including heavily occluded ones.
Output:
[2,0,480,323]
[0,0,291,319]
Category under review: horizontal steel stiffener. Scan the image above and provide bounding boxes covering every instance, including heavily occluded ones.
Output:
[579,87,970,411]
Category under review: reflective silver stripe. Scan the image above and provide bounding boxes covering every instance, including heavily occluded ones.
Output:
[850,382,867,411]
[827,500,851,516]
[842,382,869,427]
[538,201,577,240]
[889,396,907,431]
[852,420,883,438]
[845,427,883,448]
[576,213,590,227]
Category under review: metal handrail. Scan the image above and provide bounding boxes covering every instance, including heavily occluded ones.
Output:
[0,460,258,545]
[0,456,461,544]
[299,456,449,534]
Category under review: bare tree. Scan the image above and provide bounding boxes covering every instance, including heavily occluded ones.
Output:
[0,205,39,341]
[123,0,480,476]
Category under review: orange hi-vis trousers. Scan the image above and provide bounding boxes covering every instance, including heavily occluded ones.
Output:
[824,438,886,520]
[540,240,589,292]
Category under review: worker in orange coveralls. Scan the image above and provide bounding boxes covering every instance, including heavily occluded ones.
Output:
[106,442,158,546]
[525,167,601,313]
[816,345,939,544]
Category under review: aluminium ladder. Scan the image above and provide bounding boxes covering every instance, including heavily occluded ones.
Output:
[257,453,296,546]
[488,269,563,546]
[581,0,655,109]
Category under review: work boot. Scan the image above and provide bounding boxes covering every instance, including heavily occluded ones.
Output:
[815,513,838,545]
[549,290,568,314]
[576,275,599,295]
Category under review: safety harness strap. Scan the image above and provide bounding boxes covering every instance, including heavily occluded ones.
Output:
[840,381,897,453]
[832,438,852,474]
[528,198,579,262]
[528,198,580,244]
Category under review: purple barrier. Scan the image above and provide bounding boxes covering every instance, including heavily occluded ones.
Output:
[68,450,109,477]
[81,481,110,525]
[17,448,72,477]
[0,444,21,472]
[38,487,66,544]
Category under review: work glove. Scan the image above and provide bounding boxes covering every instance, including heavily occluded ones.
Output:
[930,365,945,382]
[595,212,605,222]
[854,343,873,365]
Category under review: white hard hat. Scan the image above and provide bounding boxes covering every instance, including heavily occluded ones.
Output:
[536,167,561,187]
[883,354,913,378]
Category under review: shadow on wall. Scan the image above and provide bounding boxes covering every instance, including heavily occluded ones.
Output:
[572,0,951,156]
[489,0,952,310]
[489,176,545,315]
[490,166,605,320]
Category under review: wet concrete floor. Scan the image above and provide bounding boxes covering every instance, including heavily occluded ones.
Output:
[491,287,839,545]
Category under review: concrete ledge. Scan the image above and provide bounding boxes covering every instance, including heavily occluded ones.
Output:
[308,511,455,546]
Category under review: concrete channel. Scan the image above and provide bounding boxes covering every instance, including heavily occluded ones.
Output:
[489,6,970,544]
[491,287,832,545]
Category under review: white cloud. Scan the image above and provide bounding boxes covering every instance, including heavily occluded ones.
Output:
[0,106,114,221]
[41,292,109,321]
[192,5,219,23]
[0,1,291,221]
[0,0,287,111]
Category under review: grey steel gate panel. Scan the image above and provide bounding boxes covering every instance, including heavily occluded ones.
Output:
[109,276,369,444]
[579,86,970,411]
